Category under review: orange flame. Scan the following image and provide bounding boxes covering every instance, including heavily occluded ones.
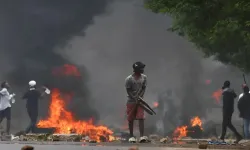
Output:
[173,126,187,139]
[153,102,159,108]
[37,89,113,142]
[212,89,222,104]
[173,116,203,140]
[190,116,203,130]
[52,64,81,77]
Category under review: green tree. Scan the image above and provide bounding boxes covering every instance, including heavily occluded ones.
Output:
[144,0,250,72]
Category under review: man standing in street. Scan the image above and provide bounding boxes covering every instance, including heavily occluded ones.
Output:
[125,61,147,143]
[0,81,16,135]
[22,80,50,133]
[220,80,242,143]
[238,85,250,139]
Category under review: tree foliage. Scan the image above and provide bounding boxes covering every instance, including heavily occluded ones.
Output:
[144,0,250,72]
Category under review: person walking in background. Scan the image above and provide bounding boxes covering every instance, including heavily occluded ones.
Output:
[238,85,250,139]
[0,81,16,135]
[238,84,250,100]
[220,80,242,143]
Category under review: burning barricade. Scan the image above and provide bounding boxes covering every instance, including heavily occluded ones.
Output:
[6,64,117,143]
[10,88,115,142]
[172,116,203,142]
[35,89,114,142]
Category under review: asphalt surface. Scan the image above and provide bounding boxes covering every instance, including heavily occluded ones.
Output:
[0,140,248,150]
[0,143,216,150]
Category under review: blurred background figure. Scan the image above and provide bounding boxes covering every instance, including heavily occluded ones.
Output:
[155,89,179,135]
[238,85,250,139]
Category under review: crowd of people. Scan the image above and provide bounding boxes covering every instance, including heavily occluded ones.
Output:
[0,80,50,135]
[221,80,250,143]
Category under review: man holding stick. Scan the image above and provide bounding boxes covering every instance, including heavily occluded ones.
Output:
[125,61,147,143]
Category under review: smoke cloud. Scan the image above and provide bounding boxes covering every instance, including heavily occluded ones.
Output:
[0,0,113,131]
[61,0,246,131]
[0,0,246,133]
[61,0,207,127]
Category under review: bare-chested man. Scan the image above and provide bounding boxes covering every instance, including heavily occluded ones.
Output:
[125,61,147,143]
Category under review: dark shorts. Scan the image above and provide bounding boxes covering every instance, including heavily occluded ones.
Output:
[0,107,11,120]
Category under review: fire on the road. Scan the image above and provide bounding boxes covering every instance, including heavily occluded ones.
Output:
[173,126,188,139]
[173,116,203,140]
[190,116,203,130]
[37,89,114,142]
[212,89,222,104]
[37,64,114,142]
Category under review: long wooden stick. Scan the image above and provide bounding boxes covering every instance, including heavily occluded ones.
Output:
[139,103,154,115]
[138,97,156,115]
[243,74,246,84]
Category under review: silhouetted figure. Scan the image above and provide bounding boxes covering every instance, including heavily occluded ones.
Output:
[220,80,242,143]
[22,80,49,133]
[238,85,250,139]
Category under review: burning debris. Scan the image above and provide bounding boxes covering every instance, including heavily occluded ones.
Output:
[212,89,222,104]
[173,126,188,140]
[173,116,203,140]
[191,116,203,130]
[36,89,114,142]
[52,64,81,77]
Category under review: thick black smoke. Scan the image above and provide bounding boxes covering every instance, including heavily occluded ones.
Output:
[178,50,205,125]
[49,0,246,132]
[0,0,112,126]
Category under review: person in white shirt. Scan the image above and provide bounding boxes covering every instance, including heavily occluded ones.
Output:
[0,81,15,135]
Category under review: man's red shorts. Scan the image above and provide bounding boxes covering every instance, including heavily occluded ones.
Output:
[126,103,145,121]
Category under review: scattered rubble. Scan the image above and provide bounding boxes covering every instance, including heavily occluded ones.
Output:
[160,137,171,143]
[4,134,83,142]
[149,134,161,141]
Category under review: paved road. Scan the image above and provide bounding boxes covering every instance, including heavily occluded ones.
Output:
[0,144,200,150]
[0,143,224,150]
[1,140,248,150]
